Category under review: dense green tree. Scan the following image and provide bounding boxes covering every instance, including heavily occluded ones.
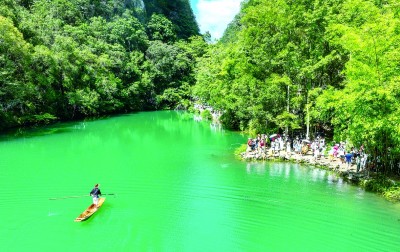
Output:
[108,11,149,52]
[143,0,199,39]
[0,0,16,20]
[219,13,242,44]
[195,0,345,134]
[315,0,400,174]
[145,40,193,108]
[194,0,400,175]
[146,13,176,43]
[0,0,200,127]
[0,15,42,128]
[29,45,58,115]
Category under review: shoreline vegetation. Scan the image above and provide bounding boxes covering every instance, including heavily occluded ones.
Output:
[0,0,203,131]
[192,0,400,205]
[193,105,400,202]
[3,0,399,205]
[238,143,400,203]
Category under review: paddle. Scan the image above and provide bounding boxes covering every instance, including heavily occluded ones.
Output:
[49,193,115,200]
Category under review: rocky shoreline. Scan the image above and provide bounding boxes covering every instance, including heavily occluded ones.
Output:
[241,148,368,183]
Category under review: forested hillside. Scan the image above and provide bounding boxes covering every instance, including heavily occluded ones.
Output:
[0,0,204,129]
[143,0,200,39]
[2,0,400,175]
[194,0,400,175]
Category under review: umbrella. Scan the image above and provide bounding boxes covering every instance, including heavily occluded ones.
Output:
[302,139,311,144]
[269,134,278,139]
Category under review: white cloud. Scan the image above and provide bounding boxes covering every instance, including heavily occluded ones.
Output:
[196,0,242,40]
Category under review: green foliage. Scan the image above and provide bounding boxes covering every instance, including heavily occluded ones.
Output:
[200,109,212,121]
[383,186,400,202]
[195,0,346,135]
[156,88,182,109]
[219,13,242,44]
[361,178,387,193]
[143,0,200,39]
[144,37,206,110]
[26,113,58,125]
[0,0,201,129]
[108,11,149,52]
[274,111,301,132]
[234,144,248,157]
[147,14,176,43]
[315,0,400,174]
[361,177,399,201]
[0,15,36,129]
[193,0,400,175]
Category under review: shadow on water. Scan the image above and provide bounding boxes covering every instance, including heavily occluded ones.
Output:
[1,111,400,251]
[0,112,141,142]
[0,123,83,141]
[0,110,192,143]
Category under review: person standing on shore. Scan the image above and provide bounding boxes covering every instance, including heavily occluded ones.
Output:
[260,137,265,152]
[286,140,291,156]
[361,153,368,171]
[90,184,102,207]
[345,152,353,168]
[356,154,361,172]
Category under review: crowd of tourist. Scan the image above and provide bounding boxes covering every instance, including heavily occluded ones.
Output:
[326,142,368,172]
[246,133,368,173]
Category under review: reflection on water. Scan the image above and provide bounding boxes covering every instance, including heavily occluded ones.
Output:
[210,122,222,131]
[245,161,353,191]
[246,162,266,175]
[0,111,399,252]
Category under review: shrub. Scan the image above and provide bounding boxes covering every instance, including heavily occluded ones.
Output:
[201,109,212,121]
[234,144,248,157]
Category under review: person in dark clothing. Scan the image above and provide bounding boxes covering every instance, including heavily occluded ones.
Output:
[345,152,353,168]
[247,138,255,151]
[90,184,102,207]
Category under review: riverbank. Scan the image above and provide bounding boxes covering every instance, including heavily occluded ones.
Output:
[241,147,365,179]
[240,147,400,202]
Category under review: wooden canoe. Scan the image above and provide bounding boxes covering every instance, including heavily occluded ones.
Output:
[74,197,105,222]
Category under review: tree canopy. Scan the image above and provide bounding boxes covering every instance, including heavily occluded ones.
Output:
[0,0,204,129]
[2,0,400,175]
[194,0,400,175]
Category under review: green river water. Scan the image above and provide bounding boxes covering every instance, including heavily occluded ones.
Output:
[0,111,399,251]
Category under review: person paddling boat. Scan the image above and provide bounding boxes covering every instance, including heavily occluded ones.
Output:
[89,184,102,207]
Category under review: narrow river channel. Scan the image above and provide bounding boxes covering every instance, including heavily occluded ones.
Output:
[0,111,399,251]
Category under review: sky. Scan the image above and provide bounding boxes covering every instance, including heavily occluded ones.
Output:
[189,0,243,40]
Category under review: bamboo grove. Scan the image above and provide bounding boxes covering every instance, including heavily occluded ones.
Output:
[194,0,400,175]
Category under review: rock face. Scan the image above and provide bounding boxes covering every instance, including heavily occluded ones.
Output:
[105,0,200,39]
[142,0,200,39]
[134,0,146,9]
